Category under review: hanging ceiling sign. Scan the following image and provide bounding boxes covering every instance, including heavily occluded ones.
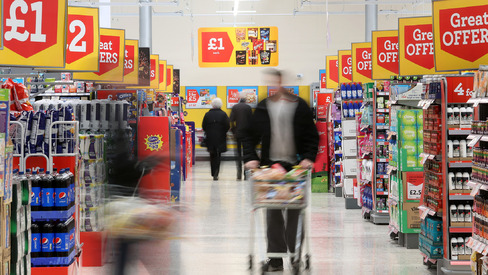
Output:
[433,0,488,71]
[150,54,159,89]
[372,30,399,80]
[352,42,372,83]
[158,60,166,91]
[338,50,352,84]
[73,28,125,82]
[198,26,279,67]
[326,56,339,89]
[0,0,67,67]
[166,65,173,92]
[122,39,139,85]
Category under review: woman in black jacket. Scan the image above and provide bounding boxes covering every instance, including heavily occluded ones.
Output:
[202,98,230,180]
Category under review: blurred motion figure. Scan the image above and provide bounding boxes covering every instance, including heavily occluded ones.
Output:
[230,92,253,180]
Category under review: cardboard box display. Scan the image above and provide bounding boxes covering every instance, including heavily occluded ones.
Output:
[343,159,357,176]
[402,172,424,201]
[399,126,418,141]
[342,120,357,137]
[343,178,354,197]
[342,139,357,157]
[398,110,417,126]
[400,201,421,233]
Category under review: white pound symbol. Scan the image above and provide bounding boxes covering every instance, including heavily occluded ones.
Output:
[5,0,46,42]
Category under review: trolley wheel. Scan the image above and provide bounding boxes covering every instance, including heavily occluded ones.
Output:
[363,212,370,220]
[305,254,311,270]
[248,255,253,270]
[390,232,398,240]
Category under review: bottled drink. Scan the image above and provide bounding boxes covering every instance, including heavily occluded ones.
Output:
[41,222,54,257]
[54,169,69,211]
[66,168,75,208]
[31,223,41,258]
[41,170,54,211]
[18,172,30,206]
[31,171,41,211]
[55,218,72,257]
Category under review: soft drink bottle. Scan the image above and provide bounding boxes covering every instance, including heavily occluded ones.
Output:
[31,223,41,258]
[18,171,30,206]
[66,168,75,208]
[41,171,54,211]
[54,169,69,211]
[55,219,71,257]
[31,171,41,211]
[41,222,54,257]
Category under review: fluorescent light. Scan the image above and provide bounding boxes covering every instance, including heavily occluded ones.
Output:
[234,0,239,16]
[216,10,256,13]
[220,22,256,25]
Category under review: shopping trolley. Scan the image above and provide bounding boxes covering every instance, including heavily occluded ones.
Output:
[248,168,312,274]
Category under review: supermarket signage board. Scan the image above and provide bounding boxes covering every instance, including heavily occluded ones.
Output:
[338,50,352,83]
[0,0,67,67]
[150,55,159,89]
[158,60,166,91]
[185,86,217,109]
[316,93,333,119]
[432,0,488,71]
[446,75,474,103]
[326,56,339,89]
[73,28,125,82]
[267,86,299,97]
[226,86,258,108]
[173,69,180,94]
[351,42,372,83]
[62,7,99,71]
[198,26,278,67]
[399,16,437,76]
[372,30,399,80]
[166,65,173,92]
[122,39,139,85]
[319,69,326,89]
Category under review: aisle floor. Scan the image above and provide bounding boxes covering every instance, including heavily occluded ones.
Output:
[84,161,436,275]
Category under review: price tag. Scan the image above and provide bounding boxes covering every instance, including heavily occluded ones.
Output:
[421,154,429,165]
[483,246,488,256]
[420,208,429,220]
[428,154,435,160]
[407,181,423,200]
[422,100,431,110]
[469,135,482,147]
[467,237,474,247]
[471,183,482,196]
[386,165,395,175]
[474,98,481,107]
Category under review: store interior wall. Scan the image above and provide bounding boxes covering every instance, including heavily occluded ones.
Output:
[110,2,431,87]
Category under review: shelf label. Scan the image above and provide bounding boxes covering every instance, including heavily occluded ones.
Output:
[468,135,482,147]
[471,183,482,196]
[420,208,429,220]
[406,172,423,200]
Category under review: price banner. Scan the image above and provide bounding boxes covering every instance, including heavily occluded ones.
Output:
[326,56,339,89]
[74,28,125,82]
[0,0,67,67]
[372,30,399,80]
[150,54,159,89]
[198,26,279,67]
[57,7,99,72]
[226,86,258,108]
[158,60,166,91]
[399,16,439,76]
[433,0,488,71]
[185,86,217,109]
[338,50,352,84]
[166,65,173,92]
[405,171,424,200]
[319,69,326,89]
[267,86,299,97]
[446,75,474,103]
[351,42,372,83]
[122,39,139,85]
[316,93,333,120]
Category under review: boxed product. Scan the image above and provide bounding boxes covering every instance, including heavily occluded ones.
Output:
[343,139,357,157]
[399,126,417,141]
[401,141,417,156]
[343,159,357,176]
[398,110,417,126]
[400,201,421,232]
[342,120,357,137]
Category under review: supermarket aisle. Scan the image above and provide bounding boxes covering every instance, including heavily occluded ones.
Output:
[83,161,435,275]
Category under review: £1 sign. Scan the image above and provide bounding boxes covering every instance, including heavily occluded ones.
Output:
[1,0,67,67]
[446,76,474,103]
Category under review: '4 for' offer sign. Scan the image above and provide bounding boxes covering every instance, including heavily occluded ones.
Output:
[0,0,67,67]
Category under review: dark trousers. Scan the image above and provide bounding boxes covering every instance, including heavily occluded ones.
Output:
[267,209,302,254]
[210,151,221,178]
[113,239,133,275]
[235,139,243,179]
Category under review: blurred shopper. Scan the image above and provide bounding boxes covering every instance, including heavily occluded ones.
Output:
[202,98,230,180]
[230,92,253,180]
[243,69,319,272]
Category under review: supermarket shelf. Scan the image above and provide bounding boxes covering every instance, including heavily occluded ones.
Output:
[448,160,472,168]
[376,191,388,196]
[377,108,389,113]
[467,237,488,254]
[449,227,472,233]
[377,174,388,179]
[39,92,91,97]
[449,194,473,200]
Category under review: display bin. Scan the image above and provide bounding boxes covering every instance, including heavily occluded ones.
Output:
[399,201,421,234]
[311,171,328,193]
[31,257,80,275]
[80,231,105,267]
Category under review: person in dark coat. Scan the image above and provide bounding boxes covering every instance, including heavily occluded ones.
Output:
[230,93,253,180]
[202,98,230,180]
[243,69,319,272]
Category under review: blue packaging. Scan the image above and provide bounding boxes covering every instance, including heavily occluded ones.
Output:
[341,84,347,100]
[54,169,69,210]
[41,171,54,210]
[343,103,348,117]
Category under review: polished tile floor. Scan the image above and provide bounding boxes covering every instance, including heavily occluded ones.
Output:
[84,161,436,275]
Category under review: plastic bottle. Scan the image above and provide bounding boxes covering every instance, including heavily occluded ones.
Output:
[31,223,41,258]
[346,83,352,99]
[453,105,460,125]
[18,172,30,206]
[353,102,359,116]
[463,172,470,190]
[66,168,75,208]
[450,205,458,222]
[456,172,464,190]
[31,171,41,211]
[55,218,71,257]
[460,107,467,124]
[457,237,465,255]
[449,172,455,190]
[42,222,54,257]
[467,145,473,158]
[357,83,363,98]
[451,238,458,257]
[452,140,460,158]
[467,106,474,124]
[465,204,472,223]
[54,169,69,211]
[343,103,349,118]
[348,102,354,117]
[458,204,465,221]
[351,83,357,99]
[341,83,347,100]
[448,141,453,158]
[460,140,467,158]
[41,170,54,211]
[447,107,454,124]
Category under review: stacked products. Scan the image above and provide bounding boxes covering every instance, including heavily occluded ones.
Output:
[30,169,75,213]
[341,83,363,118]
[420,216,443,259]
[11,171,31,275]
[396,110,424,170]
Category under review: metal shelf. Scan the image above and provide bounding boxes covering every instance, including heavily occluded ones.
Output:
[448,128,471,135]
[448,161,472,168]
[449,227,472,233]
[38,93,91,97]
[448,194,473,200]
[377,108,389,113]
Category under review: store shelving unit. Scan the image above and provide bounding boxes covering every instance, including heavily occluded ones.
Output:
[331,98,343,198]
